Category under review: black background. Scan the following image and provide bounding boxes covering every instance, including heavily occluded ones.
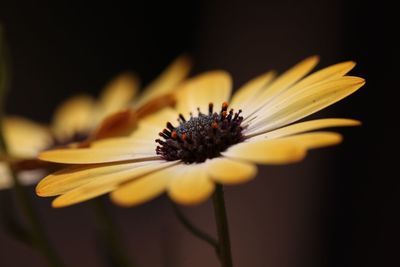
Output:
[0,0,398,266]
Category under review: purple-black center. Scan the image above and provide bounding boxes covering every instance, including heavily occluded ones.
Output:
[156,102,244,163]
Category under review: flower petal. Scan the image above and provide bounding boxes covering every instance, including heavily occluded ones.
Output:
[99,72,139,116]
[252,56,319,107]
[246,118,360,139]
[110,165,177,207]
[135,55,192,107]
[52,95,95,141]
[38,147,158,164]
[230,71,276,110]
[175,71,232,116]
[222,139,306,164]
[290,61,356,89]
[3,116,52,158]
[168,164,215,205]
[136,107,179,128]
[37,162,149,196]
[50,160,175,208]
[275,131,343,149]
[246,76,365,133]
[0,163,12,189]
[207,157,257,185]
[244,61,357,125]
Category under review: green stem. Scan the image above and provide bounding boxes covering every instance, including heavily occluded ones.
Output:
[212,184,233,267]
[172,202,219,254]
[10,170,65,267]
[92,198,134,267]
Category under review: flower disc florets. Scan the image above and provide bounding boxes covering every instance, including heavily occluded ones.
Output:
[156,102,244,163]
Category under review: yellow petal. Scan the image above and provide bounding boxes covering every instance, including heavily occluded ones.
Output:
[276,131,343,149]
[50,160,175,208]
[37,161,150,196]
[207,157,257,185]
[246,61,357,125]
[136,107,178,128]
[222,139,306,164]
[175,71,232,117]
[3,116,52,158]
[291,61,356,89]
[91,137,152,149]
[52,183,113,208]
[0,163,13,189]
[230,71,276,110]
[122,108,178,143]
[111,165,176,207]
[135,55,192,107]
[247,118,360,139]
[255,56,319,105]
[52,94,95,141]
[99,72,139,116]
[247,76,365,133]
[168,164,215,205]
[38,147,158,164]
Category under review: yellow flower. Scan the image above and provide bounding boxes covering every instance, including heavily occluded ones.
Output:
[0,56,191,188]
[36,56,365,208]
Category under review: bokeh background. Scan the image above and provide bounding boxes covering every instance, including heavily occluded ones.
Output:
[0,0,398,266]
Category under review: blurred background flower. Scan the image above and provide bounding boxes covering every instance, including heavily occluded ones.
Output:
[0,0,398,267]
[0,55,190,188]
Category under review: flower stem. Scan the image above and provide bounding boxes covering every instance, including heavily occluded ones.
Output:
[212,184,233,267]
[92,198,134,267]
[10,170,65,267]
[171,202,219,254]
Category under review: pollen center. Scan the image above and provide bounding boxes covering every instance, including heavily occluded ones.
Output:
[156,102,244,163]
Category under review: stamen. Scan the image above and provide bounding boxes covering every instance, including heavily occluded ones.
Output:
[209,103,214,115]
[166,122,175,131]
[159,132,170,139]
[156,102,244,163]
[222,102,229,111]
[179,114,186,122]
[212,121,219,129]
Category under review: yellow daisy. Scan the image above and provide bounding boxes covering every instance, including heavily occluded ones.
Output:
[36,56,365,208]
[0,55,191,188]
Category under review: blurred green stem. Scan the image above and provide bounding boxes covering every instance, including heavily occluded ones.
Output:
[172,202,219,254]
[9,170,65,267]
[92,198,134,267]
[0,24,64,267]
[212,184,233,267]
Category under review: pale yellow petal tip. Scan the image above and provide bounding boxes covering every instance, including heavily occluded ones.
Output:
[174,54,193,69]
[109,193,147,208]
[167,190,214,206]
[37,150,57,162]
[346,119,362,126]
[192,70,232,83]
[35,184,46,197]
[330,118,362,127]
[35,181,55,197]
[348,76,366,86]
[307,55,320,63]
[51,198,67,208]
[285,147,308,164]
[109,195,131,207]
[51,196,81,208]
[345,60,357,68]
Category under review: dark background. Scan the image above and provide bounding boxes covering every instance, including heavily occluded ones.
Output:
[0,0,398,266]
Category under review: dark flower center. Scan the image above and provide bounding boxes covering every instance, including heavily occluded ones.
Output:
[156,102,244,163]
